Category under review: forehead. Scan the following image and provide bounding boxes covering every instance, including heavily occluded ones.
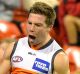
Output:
[28,13,46,23]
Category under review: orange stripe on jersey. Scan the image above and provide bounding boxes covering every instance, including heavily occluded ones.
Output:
[11,67,38,74]
[31,45,40,50]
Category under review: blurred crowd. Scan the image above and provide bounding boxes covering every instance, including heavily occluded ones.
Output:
[0,0,80,74]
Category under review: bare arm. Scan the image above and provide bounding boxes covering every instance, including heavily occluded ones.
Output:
[53,51,70,74]
[0,59,11,74]
[0,42,15,74]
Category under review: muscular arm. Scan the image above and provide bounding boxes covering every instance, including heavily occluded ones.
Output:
[53,51,70,74]
[0,42,15,74]
[0,59,11,74]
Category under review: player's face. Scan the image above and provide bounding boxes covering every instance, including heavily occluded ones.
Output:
[27,13,50,45]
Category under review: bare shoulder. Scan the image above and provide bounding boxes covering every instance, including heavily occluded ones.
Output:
[53,51,70,74]
[5,42,16,60]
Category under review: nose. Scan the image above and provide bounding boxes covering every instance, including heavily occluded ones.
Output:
[30,24,35,32]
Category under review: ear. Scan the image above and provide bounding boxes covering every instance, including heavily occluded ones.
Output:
[47,25,53,32]
[50,25,53,28]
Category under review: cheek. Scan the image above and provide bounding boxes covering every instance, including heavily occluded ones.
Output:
[37,29,46,37]
[26,25,30,31]
[37,28,43,33]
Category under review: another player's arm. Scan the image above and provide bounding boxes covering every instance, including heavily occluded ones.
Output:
[0,42,15,74]
[53,51,70,74]
[0,59,11,74]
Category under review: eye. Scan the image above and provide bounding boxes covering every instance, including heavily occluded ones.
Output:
[28,21,32,25]
[35,23,42,27]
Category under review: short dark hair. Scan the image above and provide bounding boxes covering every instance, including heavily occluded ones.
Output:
[29,2,56,26]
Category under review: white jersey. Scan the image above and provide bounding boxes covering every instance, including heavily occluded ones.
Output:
[11,37,62,74]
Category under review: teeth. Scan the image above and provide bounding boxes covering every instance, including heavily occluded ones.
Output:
[29,35,35,39]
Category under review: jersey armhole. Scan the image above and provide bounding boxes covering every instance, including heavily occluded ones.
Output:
[51,49,64,73]
[10,41,18,60]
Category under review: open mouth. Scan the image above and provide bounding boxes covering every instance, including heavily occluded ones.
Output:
[29,35,36,39]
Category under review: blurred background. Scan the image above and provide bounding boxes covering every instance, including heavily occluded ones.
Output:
[0,0,80,74]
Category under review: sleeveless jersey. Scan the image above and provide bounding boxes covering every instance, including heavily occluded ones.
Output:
[11,37,62,74]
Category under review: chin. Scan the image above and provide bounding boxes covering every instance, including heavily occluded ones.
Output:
[29,40,35,44]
